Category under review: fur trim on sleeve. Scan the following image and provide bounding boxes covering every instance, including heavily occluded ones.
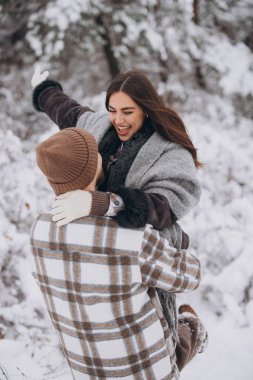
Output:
[112,187,150,228]
[32,79,63,112]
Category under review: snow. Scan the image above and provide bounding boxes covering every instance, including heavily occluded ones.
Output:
[203,35,253,96]
[180,294,253,380]
[0,339,72,380]
[1,0,253,378]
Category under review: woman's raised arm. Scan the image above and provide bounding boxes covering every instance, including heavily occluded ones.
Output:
[31,66,93,129]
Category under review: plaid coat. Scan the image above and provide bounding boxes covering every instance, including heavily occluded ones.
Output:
[30,214,200,379]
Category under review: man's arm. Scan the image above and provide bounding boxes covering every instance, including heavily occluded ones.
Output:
[139,225,201,292]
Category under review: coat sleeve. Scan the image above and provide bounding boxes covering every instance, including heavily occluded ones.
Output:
[111,187,173,228]
[32,79,93,129]
[139,226,201,293]
[108,187,191,248]
[140,143,202,220]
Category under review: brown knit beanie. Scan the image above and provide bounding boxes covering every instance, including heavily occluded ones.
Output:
[36,128,98,195]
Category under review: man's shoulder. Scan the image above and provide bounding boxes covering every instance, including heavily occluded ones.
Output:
[30,212,52,244]
[31,212,50,231]
[30,214,147,254]
[31,214,110,236]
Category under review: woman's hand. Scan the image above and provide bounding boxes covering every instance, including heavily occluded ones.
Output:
[31,65,49,89]
[51,190,92,227]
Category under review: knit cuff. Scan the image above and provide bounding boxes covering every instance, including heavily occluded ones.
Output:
[32,79,63,112]
[90,191,110,216]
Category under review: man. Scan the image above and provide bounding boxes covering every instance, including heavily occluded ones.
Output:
[31,128,206,380]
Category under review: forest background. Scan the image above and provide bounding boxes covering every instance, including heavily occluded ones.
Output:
[0,1,253,379]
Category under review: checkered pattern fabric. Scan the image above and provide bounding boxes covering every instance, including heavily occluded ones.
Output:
[30,214,200,379]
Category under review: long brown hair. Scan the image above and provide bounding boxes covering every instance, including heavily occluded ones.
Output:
[105,70,202,168]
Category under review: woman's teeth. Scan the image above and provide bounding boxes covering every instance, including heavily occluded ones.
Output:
[118,126,130,135]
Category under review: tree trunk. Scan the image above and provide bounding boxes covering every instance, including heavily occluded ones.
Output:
[95,13,121,78]
[193,0,200,25]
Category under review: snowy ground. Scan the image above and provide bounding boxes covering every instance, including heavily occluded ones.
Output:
[183,319,253,380]
[0,337,72,380]
[179,292,253,380]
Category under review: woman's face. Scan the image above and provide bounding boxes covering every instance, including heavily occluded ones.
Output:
[108,91,145,141]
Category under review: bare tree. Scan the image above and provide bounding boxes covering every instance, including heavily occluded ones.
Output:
[95,13,121,78]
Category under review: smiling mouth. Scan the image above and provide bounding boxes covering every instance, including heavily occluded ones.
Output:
[116,125,131,136]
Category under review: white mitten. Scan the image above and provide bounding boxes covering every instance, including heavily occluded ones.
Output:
[51,190,92,227]
[31,65,49,89]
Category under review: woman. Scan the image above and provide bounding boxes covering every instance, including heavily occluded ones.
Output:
[32,66,202,349]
